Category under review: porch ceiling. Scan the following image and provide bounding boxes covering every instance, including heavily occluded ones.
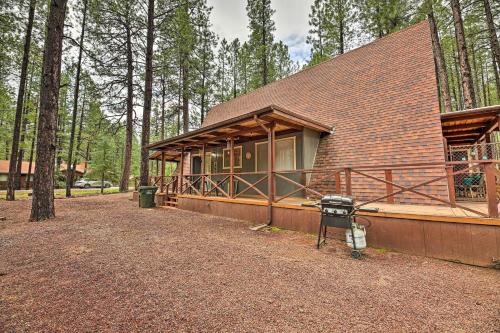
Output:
[146,105,332,153]
[441,105,500,145]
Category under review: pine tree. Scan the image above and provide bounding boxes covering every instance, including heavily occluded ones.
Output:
[66,0,87,197]
[140,0,155,187]
[307,0,355,66]
[247,0,276,88]
[451,0,476,109]
[6,0,36,201]
[30,0,68,221]
[88,0,140,192]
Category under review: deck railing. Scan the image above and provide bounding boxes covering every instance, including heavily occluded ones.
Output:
[150,160,500,218]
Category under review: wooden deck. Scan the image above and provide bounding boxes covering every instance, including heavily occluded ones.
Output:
[201,194,491,218]
[174,194,500,226]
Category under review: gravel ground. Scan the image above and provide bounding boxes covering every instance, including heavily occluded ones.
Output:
[0,194,499,332]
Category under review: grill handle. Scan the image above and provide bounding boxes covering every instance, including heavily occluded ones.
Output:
[356,207,379,213]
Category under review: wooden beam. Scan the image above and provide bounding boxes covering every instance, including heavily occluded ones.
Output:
[385,170,394,204]
[229,138,234,198]
[446,166,456,207]
[201,144,206,196]
[442,123,486,132]
[179,147,184,194]
[160,151,165,193]
[484,163,498,218]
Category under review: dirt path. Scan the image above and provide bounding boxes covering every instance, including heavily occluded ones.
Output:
[0,194,499,332]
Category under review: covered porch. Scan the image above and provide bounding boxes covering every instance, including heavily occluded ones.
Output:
[145,105,500,220]
[441,105,500,205]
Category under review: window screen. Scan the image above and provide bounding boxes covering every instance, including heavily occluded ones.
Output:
[256,137,296,172]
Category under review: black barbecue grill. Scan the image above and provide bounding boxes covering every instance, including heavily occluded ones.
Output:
[309,195,378,258]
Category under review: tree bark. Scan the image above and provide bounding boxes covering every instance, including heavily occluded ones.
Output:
[182,63,189,133]
[7,0,36,201]
[483,0,500,77]
[119,23,134,192]
[139,0,154,187]
[72,87,86,178]
[160,75,165,140]
[30,0,68,221]
[26,103,38,190]
[450,0,476,109]
[15,70,35,189]
[66,0,87,197]
[428,9,452,113]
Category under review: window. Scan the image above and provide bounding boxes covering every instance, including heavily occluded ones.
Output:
[255,137,296,172]
[191,152,213,174]
[222,146,242,169]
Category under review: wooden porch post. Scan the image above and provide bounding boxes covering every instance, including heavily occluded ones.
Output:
[446,166,456,207]
[201,144,206,196]
[443,137,449,161]
[344,168,352,196]
[179,147,184,194]
[268,123,276,202]
[229,138,234,198]
[335,171,341,194]
[385,169,395,204]
[485,134,492,159]
[484,162,498,218]
[160,151,165,193]
[267,123,276,224]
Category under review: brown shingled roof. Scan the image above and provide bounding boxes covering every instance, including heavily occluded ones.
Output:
[203,20,433,128]
[0,160,34,175]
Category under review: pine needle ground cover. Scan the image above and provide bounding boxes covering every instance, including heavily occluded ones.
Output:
[0,194,499,332]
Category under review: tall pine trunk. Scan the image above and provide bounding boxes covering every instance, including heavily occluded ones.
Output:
[72,87,86,177]
[6,0,36,201]
[30,0,68,221]
[66,0,87,197]
[428,9,452,113]
[483,0,500,72]
[119,24,134,192]
[15,71,35,189]
[451,0,476,109]
[182,63,189,133]
[160,75,165,140]
[26,103,38,190]
[140,0,154,187]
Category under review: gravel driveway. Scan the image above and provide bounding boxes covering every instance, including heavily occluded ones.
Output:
[0,194,499,332]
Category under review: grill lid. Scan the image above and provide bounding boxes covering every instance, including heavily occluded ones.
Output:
[320,195,354,206]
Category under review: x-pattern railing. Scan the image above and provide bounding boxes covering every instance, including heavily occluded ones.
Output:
[152,160,500,218]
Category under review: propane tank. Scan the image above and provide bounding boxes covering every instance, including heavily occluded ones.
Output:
[346,223,366,250]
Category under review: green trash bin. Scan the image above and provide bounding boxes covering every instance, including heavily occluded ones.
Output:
[138,186,158,208]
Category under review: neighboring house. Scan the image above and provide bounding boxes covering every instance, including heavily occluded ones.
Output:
[146,21,500,267]
[0,160,35,190]
[0,160,86,190]
[59,162,87,181]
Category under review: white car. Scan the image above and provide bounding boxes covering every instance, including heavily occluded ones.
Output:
[74,179,112,189]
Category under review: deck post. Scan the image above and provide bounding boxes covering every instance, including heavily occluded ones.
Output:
[160,151,165,193]
[442,137,449,161]
[445,166,456,208]
[345,168,352,196]
[335,171,341,194]
[179,147,184,194]
[484,162,498,218]
[385,169,395,204]
[229,138,234,198]
[201,144,206,196]
[269,123,276,203]
[485,134,492,159]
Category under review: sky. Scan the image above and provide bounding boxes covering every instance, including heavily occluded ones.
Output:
[207,0,314,65]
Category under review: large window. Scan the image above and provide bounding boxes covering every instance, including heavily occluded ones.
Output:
[222,146,242,169]
[256,137,296,172]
